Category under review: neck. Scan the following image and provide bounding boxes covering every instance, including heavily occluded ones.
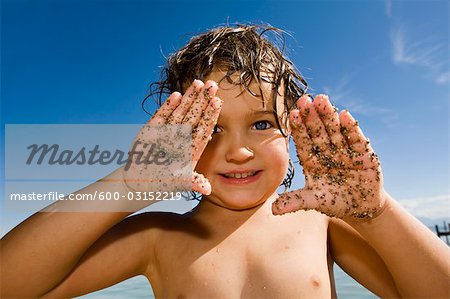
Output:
[194,192,279,226]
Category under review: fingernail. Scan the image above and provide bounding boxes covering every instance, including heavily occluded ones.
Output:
[204,82,218,100]
[290,110,301,126]
[193,80,203,92]
[170,92,182,106]
[211,98,223,110]
[300,94,309,100]
[317,94,329,105]
[346,110,354,119]
[200,181,211,195]
[313,94,324,103]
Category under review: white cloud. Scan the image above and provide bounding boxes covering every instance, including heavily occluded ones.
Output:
[390,27,450,85]
[397,194,450,219]
[323,73,354,102]
[435,71,450,85]
[385,0,392,18]
[323,74,398,127]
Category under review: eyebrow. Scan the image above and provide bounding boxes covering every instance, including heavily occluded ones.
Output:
[247,110,276,117]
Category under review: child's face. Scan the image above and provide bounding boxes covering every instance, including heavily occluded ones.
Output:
[195,70,290,210]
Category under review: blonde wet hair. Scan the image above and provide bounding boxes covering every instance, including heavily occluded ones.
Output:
[144,23,308,136]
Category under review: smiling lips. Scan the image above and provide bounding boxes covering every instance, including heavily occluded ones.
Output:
[222,171,257,178]
[219,170,262,184]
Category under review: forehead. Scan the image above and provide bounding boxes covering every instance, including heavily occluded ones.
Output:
[204,69,285,112]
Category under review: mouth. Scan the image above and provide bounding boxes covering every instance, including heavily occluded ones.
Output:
[218,170,263,184]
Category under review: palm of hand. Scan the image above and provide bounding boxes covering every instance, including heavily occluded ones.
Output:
[273,94,385,221]
[123,80,222,195]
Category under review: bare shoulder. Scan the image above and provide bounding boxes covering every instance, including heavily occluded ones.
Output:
[279,209,330,229]
[124,210,187,230]
[327,217,400,297]
[327,217,364,247]
[127,209,210,245]
[327,217,362,255]
[327,216,388,262]
[123,210,200,240]
[40,211,197,298]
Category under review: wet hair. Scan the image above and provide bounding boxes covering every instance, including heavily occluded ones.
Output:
[143,23,308,136]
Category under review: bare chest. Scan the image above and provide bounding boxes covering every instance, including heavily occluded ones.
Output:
[150,211,332,299]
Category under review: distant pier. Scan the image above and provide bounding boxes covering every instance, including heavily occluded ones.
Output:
[435,221,450,245]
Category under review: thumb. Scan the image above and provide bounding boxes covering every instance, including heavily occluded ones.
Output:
[192,171,211,195]
[272,189,317,215]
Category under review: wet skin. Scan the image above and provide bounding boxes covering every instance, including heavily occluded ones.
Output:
[140,72,339,298]
[124,79,222,196]
[272,94,385,220]
[3,70,448,299]
[29,73,405,299]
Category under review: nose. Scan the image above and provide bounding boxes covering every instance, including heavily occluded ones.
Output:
[225,135,254,163]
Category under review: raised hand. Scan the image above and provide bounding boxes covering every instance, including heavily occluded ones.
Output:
[272,94,385,221]
[123,79,222,195]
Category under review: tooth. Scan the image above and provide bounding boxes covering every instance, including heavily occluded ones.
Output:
[224,171,257,178]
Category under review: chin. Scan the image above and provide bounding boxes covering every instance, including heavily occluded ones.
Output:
[207,190,273,210]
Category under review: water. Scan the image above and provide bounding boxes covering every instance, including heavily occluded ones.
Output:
[333,266,378,298]
[79,266,378,298]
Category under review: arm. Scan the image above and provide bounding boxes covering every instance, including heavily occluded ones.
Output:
[273,93,450,298]
[1,168,141,298]
[328,217,401,298]
[348,192,450,298]
[43,212,161,298]
[1,80,222,298]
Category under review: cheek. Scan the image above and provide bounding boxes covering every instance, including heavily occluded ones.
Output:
[264,139,290,172]
[196,136,290,175]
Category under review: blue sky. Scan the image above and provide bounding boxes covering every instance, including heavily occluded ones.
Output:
[1,0,449,234]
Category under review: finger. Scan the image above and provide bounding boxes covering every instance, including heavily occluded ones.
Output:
[272,188,351,218]
[167,80,204,124]
[312,94,348,152]
[313,94,353,168]
[289,109,317,167]
[339,110,379,168]
[183,80,218,125]
[192,171,211,195]
[192,96,223,161]
[298,95,332,153]
[272,190,315,215]
[148,92,182,125]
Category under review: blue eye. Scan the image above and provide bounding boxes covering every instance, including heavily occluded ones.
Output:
[252,121,273,130]
[212,125,222,134]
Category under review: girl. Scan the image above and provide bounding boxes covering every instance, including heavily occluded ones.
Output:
[2,24,449,299]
